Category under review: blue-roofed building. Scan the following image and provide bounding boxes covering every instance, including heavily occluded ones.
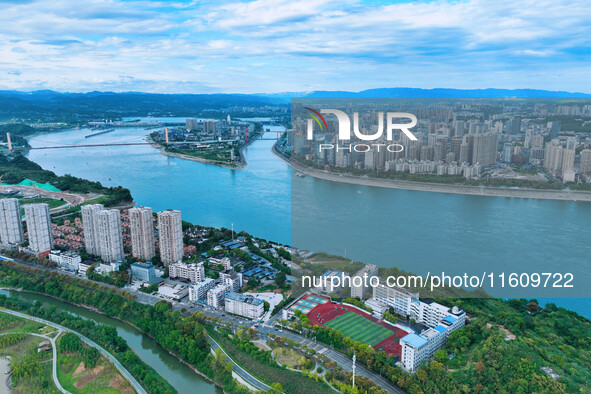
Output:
[433,325,447,333]
[442,315,457,324]
[400,333,428,349]
[401,327,447,372]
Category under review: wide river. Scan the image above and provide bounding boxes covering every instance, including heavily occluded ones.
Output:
[26,125,590,313]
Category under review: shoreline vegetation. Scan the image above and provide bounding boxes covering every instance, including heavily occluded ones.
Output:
[272,144,591,202]
[0,154,133,210]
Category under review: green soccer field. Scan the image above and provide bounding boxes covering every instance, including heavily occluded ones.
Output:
[323,311,394,346]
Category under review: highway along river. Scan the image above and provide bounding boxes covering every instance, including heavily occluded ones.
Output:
[0,289,220,393]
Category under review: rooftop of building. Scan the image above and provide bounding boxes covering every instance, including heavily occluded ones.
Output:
[354,264,378,275]
[433,325,447,333]
[400,333,428,348]
[225,292,264,306]
[420,328,441,340]
[131,261,155,268]
[442,315,458,324]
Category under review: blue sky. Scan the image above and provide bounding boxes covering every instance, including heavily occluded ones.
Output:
[0,0,590,93]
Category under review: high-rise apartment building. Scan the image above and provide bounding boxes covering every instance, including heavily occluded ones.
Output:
[129,206,155,260]
[0,198,24,246]
[561,149,575,173]
[185,118,198,131]
[157,209,183,266]
[470,132,498,166]
[24,203,53,254]
[81,204,104,255]
[581,150,591,176]
[97,209,124,262]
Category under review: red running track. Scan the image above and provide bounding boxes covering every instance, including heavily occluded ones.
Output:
[307,302,409,357]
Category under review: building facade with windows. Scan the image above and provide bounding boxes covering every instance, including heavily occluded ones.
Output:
[224,292,264,319]
[129,206,155,260]
[24,203,53,255]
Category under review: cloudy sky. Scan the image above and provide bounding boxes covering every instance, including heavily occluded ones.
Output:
[1,0,590,93]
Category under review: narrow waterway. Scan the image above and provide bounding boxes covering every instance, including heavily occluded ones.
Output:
[0,289,220,394]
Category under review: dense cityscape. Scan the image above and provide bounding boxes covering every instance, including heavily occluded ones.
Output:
[287,100,591,188]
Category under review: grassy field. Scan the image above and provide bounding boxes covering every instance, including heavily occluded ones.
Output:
[0,310,43,333]
[324,312,393,346]
[56,338,134,394]
[273,347,303,369]
[18,197,68,215]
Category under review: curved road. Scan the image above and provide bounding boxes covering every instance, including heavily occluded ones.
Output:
[208,335,272,392]
[0,308,146,394]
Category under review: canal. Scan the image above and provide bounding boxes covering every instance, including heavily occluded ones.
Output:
[0,289,220,393]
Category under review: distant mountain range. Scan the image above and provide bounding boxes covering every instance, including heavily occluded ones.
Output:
[0,88,589,121]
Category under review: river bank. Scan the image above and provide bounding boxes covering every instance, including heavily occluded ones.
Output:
[273,144,591,202]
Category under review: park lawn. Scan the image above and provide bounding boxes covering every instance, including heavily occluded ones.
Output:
[324,312,393,346]
[273,347,303,369]
[0,311,43,333]
[0,311,23,332]
[57,341,133,394]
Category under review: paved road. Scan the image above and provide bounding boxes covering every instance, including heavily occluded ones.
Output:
[257,325,405,394]
[0,308,146,394]
[208,335,272,392]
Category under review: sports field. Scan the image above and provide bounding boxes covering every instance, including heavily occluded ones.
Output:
[324,311,394,346]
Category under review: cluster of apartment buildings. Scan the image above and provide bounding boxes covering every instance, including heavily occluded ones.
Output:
[81,204,184,265]
[0,199,53,256]
[290,102,591,184]
[384,159,482,178]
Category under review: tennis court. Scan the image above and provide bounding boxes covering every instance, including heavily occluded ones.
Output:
[324,311,394,346]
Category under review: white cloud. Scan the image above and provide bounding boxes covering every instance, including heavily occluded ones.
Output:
[0,0,589,93]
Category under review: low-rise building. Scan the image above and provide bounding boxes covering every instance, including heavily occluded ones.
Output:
[207,284,230,308]
[219,271,242,292]
[49,250,81,271]
[188,278,215,302]
[130,262,156,282]
[158,283,189,300]
[315,269,349,294]
[209,257,232,270]
[98,261,120,274]
[169,262,205,283]
[365,298,388,319]
[224,292,264,319]
[78,262,93,276]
